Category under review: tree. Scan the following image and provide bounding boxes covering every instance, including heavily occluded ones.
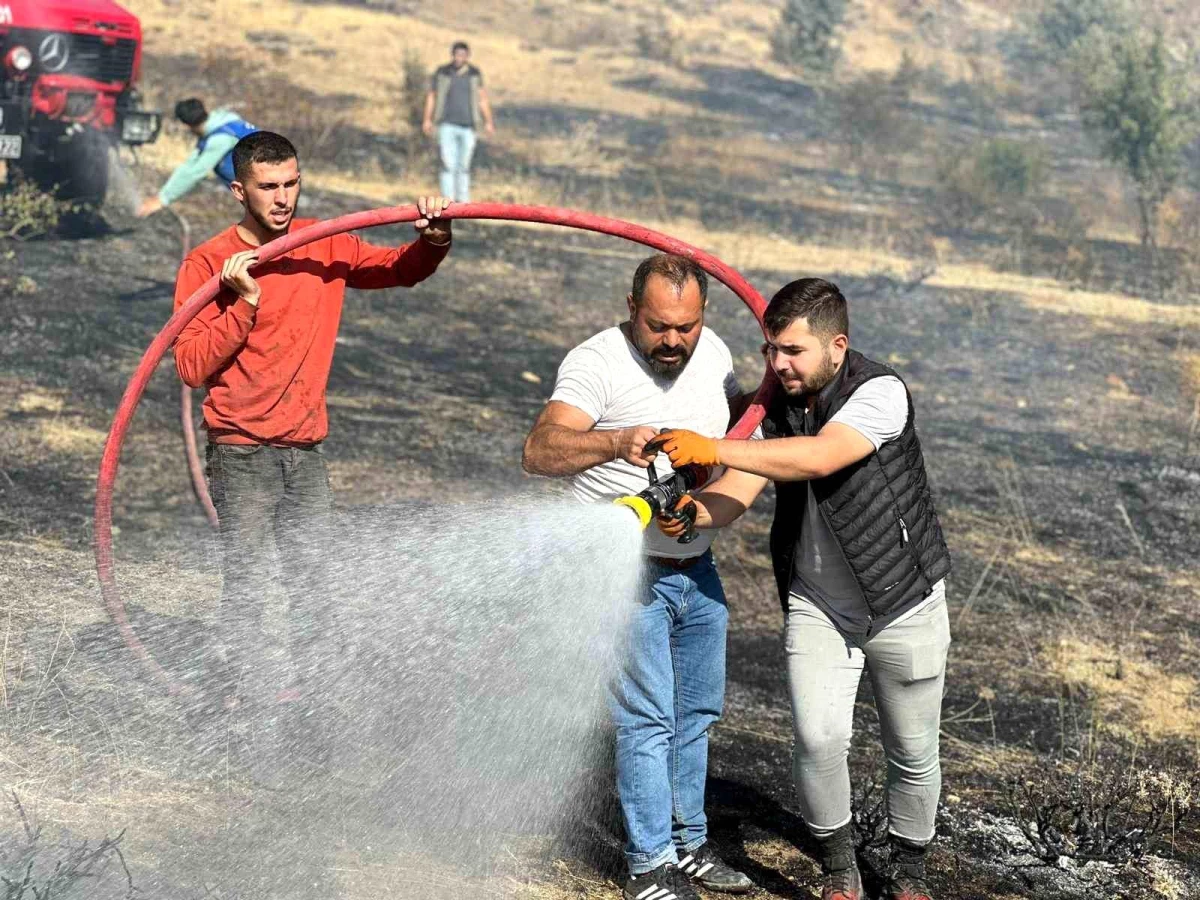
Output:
[1073,27,1198,251]
[771,0,848,76]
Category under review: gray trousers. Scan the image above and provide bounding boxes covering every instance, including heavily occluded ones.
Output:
[207,442,333,697]
[784,592,951,843]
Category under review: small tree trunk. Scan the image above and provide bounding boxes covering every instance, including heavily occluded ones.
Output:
[1137,191,1161,293]
[1137,192,1157,250]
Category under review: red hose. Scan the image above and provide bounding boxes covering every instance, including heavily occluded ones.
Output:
[96,202,776,692]
[165,207,221,529]
[180,383,218,528]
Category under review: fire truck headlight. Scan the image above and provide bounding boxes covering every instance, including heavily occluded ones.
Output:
[121,111,161,144]
[7,46,33,73]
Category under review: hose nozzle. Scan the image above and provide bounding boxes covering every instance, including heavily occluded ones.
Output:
[613,459,711,542]
[613,495,654,529]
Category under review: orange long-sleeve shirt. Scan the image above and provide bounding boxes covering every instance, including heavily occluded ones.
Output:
[173,220,449,446]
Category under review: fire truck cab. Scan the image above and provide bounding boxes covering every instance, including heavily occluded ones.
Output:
[1,0,160,205]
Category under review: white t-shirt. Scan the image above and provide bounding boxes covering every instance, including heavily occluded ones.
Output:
[789,376,945,632]
[550,325,742,559]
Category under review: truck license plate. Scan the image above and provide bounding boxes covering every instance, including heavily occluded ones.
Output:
[0,135,21,160]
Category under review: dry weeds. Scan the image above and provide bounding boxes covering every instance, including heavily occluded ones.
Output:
[1045,638,1200,744]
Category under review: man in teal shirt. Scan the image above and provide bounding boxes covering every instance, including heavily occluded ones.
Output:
[137,99,258,217]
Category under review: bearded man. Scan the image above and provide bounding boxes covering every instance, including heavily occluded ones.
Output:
[650,278,952,900]
[522,254,755,900]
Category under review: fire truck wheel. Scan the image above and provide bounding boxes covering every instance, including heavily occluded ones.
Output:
[17,133,112,207]
[58,133,112,207]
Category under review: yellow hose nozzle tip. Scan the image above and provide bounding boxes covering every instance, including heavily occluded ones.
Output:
[614,495,653,530]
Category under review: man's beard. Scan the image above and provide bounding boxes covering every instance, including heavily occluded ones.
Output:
[644,344,691,381]
[783,347,837,397]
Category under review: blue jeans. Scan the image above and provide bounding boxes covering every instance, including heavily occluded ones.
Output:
[608,551,729,875]
[437,123,477,202]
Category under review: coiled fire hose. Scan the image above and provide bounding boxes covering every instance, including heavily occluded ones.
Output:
[95,203,777,693]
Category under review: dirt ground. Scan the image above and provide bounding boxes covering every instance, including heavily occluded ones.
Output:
[3,1,1200,898]
[4,190,1198,898]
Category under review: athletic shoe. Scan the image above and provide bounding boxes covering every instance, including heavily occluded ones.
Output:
[815,823,862,900]
[623,862,699,900]
[884,874,934,900]
[885,836,933,900]
[676,842,753,893]
[820,864,863,900]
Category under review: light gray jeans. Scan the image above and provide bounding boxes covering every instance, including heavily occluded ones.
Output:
[784,592,951,843]
[437,123,477,202]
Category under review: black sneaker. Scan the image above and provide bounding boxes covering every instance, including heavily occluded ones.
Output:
[884,835,934,900]
[677,842,754,894]
[623,862,699,900]
[814,824,863,900]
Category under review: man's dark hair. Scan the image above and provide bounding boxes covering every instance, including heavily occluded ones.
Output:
[174,98,207,127]
[763,277,849,340]
[232,131,299,183]
[631,254,709,306]
[452,40,470,52]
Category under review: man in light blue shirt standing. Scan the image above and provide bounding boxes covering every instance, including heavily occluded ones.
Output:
[421,42,495,202]
[137,98,258,217]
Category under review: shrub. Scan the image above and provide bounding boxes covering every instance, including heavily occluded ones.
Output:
[399,49,428,133]
[1032,0,1131,56]
[933,139,1048,229]
[396,49,436,171]
[255,77,348,168]
[635,16,685,68]
[891,49,922,97]
[1005,761,1197,865]
[1044,200,1097,287]
[833,62,921,177]
[151,49,359,171]
[0,177,76,240]
[771,0,848,76]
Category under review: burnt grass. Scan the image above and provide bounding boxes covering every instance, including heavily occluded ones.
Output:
[3,172,1200,897]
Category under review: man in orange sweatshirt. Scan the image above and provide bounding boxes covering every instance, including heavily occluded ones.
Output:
[173,130,451,713]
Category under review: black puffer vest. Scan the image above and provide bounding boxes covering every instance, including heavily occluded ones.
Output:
[762,349,951,616]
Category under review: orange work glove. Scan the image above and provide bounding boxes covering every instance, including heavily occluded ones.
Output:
[656,494,694,539]
[650,429,720,468]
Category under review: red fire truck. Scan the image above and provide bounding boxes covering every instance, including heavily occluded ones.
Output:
[1,0,160,205]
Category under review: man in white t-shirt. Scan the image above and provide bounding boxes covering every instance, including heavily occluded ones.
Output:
[651,278,951,900]
[522,254,753,900]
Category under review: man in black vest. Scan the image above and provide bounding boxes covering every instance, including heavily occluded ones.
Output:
[649,278,951,900]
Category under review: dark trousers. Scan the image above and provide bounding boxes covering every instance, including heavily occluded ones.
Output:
[206,442,333,698]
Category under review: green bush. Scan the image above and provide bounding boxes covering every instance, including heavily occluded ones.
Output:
[0,177,75,240]
[1033,0,1131,56]
[771,0,847,76]
[976,140,1046,199]
[933,139,1048,227]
